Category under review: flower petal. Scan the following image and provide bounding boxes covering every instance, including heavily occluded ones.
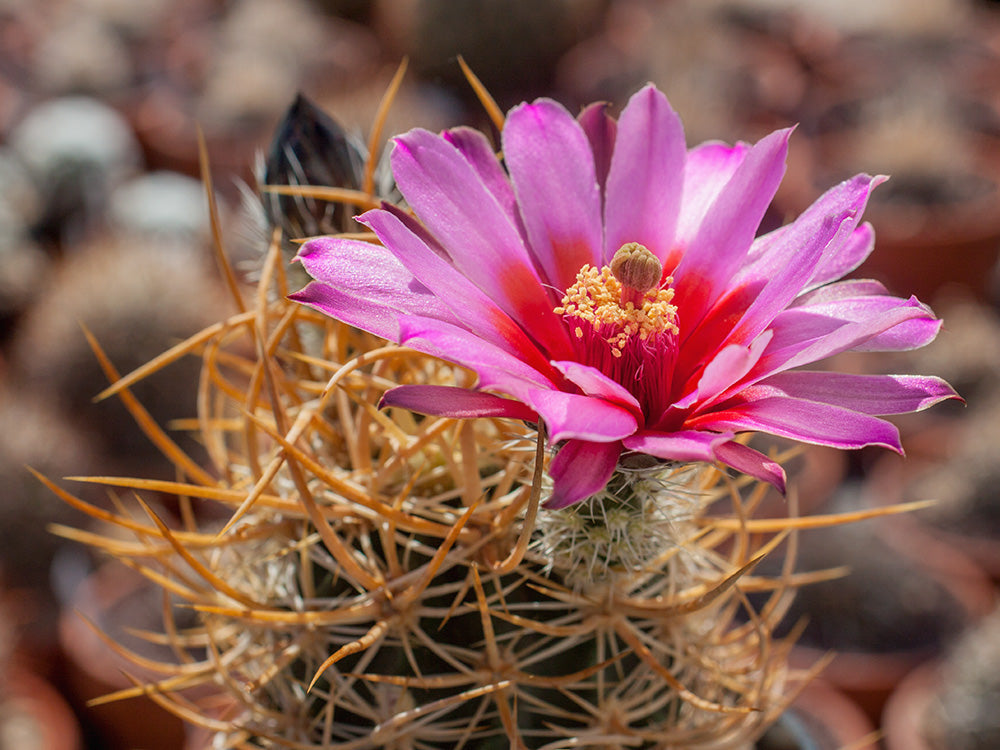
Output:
[546,439,621,509]
[672,128,792,337]
[783,294,942,354]
[551,360,643,418]
[603,84,685,264]
[526,390,638,444]
[793,277,890,306]
[804,221,876,292]
[720,174,881,349]
[504,98,603,291]
[290,280,404,341]
[390,128,573,358]
[713,441,786,492]
[674,141,750,259]
[750,297,941,386]
[442,127,523,237]
[380,385,539,421]
[623,429,733,462]
[675,331,773,411]
[397,316,555,398]
[291,237,460,339]
[362,208,555,376]
[688,396,903,452]
[578,101,617,202]
[743,372,961,415]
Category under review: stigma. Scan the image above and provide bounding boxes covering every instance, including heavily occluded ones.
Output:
[554,243,679,359]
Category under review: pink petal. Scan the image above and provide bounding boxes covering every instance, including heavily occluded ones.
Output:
[526,390,638,444]
[676,331,773,410]
[545,439,621,509]
[674,141,751,258]
[578,102,617,201]
[743,372,961,415]
[503,99,603,291]
[786,294,942,354]
[623,429,734,463]
[688,396,903,452]
[793,278,890,306]
[397,316,556,400]
[751,297,941,384]
[442,127,524,239]
[551,360,643,418]
[291,237,460,339]
[390,129,573,359]
[362,208,555,377]
[672,128,792,338]
[804,221,876,292]
[603,84,686,264]
[290,281,405,341]
[380,385,539,421]
[713,441,786,492]
[719,174,880,350]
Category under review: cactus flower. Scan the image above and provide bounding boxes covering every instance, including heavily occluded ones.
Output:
[291,84,958,509]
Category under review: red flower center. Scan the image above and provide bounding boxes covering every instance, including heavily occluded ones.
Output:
[554,243,680,418]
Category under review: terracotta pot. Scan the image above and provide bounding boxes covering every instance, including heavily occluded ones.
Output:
[759,679,878,750]
[0,666,82,750]
[881,661,939,750]
[59,562,187,750]
[786,512,996,724]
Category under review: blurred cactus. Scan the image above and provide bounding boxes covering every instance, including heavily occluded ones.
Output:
[262,93,368,242]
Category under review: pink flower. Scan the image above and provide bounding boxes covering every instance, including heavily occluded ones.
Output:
[291,85,958,509]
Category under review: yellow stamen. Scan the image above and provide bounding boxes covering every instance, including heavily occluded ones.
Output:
[554,246,678,358]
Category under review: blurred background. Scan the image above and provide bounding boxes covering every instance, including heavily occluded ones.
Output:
[1,0,1000,748]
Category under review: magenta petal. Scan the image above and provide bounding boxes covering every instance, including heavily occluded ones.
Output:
[390,129,573,358]
[397,316,555,399]
[689,396,903,452]
[578,101,617,201]
[290,281,403,341]
[804,221,876,292]
[722,174,880,348]
[787,294,941,355]
[526,390,638,444]
[603,84,685,264]
[745,372,961,415]
[503,99,603,291]
[674,141,750,252]
[679,331,773,409]
[713,441,786,493]
[545,439,621,509]
[442,126,523,237]
[291,237,460,339]
[793,278,890,306]
[673,128,792,336]
[361,208,554,376]
[380,385,539,421]
[623,429,733,462]
[551,360,643,417]
[754,298,940,384]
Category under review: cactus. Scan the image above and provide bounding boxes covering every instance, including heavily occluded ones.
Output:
[43,272,806,749]
[42,67,948,749]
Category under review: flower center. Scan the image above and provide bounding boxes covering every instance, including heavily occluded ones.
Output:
[555,243,679,359]
[554,243,679,416]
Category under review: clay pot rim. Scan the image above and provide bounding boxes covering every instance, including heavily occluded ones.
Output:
[1,665,82,750]
[789,513,996,693]
[881,660,940,750]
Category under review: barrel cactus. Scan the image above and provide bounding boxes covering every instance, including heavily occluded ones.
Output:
[44,67,956,749]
